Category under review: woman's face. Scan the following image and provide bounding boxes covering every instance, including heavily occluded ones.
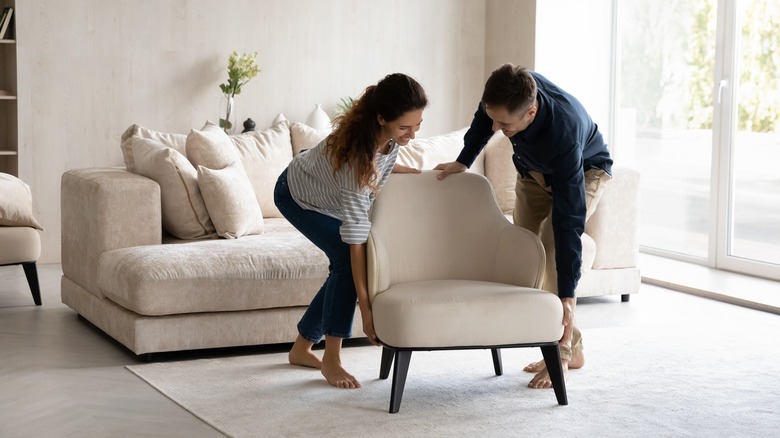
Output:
[379,109,424,146]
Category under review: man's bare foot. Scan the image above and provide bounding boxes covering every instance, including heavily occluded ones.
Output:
[288,336,322,369]
[525,350,585,389]
[321,359,361,389]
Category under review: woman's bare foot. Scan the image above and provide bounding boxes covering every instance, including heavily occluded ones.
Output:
[321,336,361,389]
[321,359,361,389]
[524,350,585,389]
[288,335,322,369]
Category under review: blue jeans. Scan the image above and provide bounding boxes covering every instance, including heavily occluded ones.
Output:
[274,168,356,343]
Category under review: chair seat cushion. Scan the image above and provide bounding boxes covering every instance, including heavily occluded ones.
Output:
[0,226,41,265]
[372,279,564,348]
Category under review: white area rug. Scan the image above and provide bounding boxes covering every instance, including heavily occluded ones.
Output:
[127,319,780,438]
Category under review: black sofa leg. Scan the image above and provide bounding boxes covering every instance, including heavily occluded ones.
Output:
[491,348,503,376]
[22,262,41,306]
[379,347,394,379]
[621,294,630,302]
[540,344,568,405]
[389,350,412,413]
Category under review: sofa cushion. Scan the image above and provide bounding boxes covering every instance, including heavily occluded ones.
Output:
[229,121,294,218]
[96,218,328,316]
[120,124,187,173]
[197,161,264,239]
[0,172,44,230]
[129,136,216,240]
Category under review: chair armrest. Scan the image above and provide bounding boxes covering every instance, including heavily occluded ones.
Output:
[585,167,640,269]
[491,223,546,288]
[61,168,162,294]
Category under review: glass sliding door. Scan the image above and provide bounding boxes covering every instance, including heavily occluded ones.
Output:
[616,0,717,260]
[717,0,780,276]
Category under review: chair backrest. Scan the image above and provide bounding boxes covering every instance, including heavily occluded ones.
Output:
[367,171,544,299]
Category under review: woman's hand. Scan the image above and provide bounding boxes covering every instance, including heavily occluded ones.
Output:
[359,304,381,346]
[392,163,421,174]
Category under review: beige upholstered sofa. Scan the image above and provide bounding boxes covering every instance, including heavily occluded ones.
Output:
[60,121,639,358]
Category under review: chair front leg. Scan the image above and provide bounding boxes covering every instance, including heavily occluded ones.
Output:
[389,350,412,413]
[22,262,42,306]
[540,344,568,405]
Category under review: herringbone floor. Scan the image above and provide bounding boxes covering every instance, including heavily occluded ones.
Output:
[0,263,775,437]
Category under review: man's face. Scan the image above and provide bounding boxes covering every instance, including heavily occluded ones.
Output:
[484,103,537,137]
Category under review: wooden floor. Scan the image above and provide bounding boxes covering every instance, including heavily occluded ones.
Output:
[0,262,776,437]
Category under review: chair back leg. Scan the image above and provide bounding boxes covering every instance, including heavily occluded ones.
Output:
[540,344,568,405]
[22,262,41,306]
[379,347,394,379]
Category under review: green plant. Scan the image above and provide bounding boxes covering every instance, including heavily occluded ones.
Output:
[336,96,355,115]
[219,51,261,131]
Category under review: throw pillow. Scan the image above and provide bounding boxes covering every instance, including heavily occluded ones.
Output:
[120,124,187,172]
[185,121,241,170]
[197,161,264,239]
[484,131,517,215]
[229,120,294,218]
[397,128,486,174]
[0,172,44,230]
[129,136,216,239]
[290,121,329,156]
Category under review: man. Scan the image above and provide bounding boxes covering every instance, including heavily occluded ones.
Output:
[435,64,613,389]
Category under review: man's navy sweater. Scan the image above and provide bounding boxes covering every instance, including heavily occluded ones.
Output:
[456,72,613,299]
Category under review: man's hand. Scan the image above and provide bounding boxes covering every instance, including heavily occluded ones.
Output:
[433,161,467,180]
[392,163,421,174]
[560,297,576,345]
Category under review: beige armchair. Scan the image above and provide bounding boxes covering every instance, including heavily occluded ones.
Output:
[367,171,567,413]
[1,173,43,305]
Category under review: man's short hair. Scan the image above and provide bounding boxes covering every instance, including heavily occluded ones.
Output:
[481,64,537,114]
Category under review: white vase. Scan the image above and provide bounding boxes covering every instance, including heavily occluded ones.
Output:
[305,104,332,131]
[219,94,237,134]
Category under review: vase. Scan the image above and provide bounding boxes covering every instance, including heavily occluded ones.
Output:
[305,103,332,131]
[219,94,237,134]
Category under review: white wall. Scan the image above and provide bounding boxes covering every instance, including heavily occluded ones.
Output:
[534,0,614,141]
[15,0,488,262]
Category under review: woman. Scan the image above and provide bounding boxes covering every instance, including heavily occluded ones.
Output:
[274,73,427,389]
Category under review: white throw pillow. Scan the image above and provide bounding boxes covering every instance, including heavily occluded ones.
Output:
[197,161,264,239]
[0,172,44,230]
[483,131,517,215]
[290,121,329,156]
[129,137,216,239]
[185,121,241,170]
[120,124,187,172]
[397,127,485,174]
[229,121,294,218]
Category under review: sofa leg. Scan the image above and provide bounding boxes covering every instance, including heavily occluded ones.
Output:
[379,347,394,379]
[540,344,568,405]
[621,294,630,303]
[21,262,42,306]
[389,350,412,413]
[137,353,154,362]
[491,348,503,376]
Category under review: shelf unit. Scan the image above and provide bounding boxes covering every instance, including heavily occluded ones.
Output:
[1,0,18,176]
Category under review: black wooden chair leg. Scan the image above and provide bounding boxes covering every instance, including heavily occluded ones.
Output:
[380,347,394,379]
[491,348,503,376]
[22,262,41,306]
[540,344,568,405]
[621,294,630,302]
[389,350,412,413]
